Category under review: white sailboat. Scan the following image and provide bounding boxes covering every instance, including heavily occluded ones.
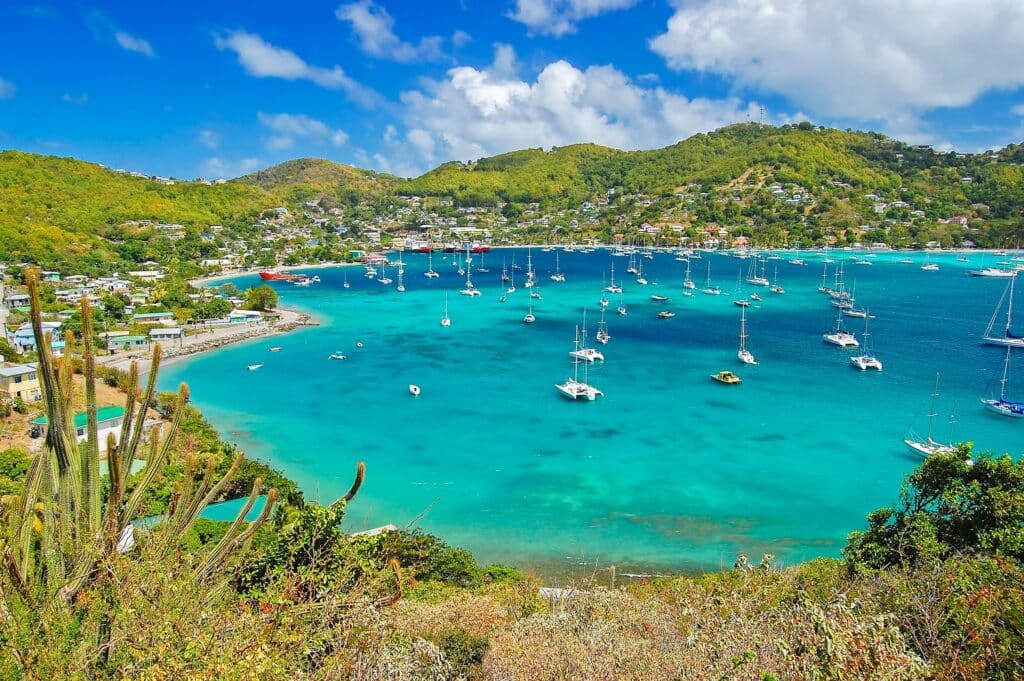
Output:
[702,261,721,295]
[746,257,770,286]
[550,251,566,282]
[605,262,622,293]
[769,266,784,294]
[737,306,757,365]
[616,291,627,316]
[595,307,610,344]
[682,258,696,291]
[524,247,536,288]
[343,269,350,288]
[904,374,956,457]
[378,264,393,286]
[459,261,481,296]
[425,250,440,278]
[396,262,406,292]
[476,252,489,273]
[555,325,603,401]
[523,296,536,324]
[980,346,1024,417]
[506,266,516,294]
[440,294,451,327]
[850,313,882,370]
[733,271,750,307]
[982,274,1024,348]
[570,312,604,361]
[636,258,648,285]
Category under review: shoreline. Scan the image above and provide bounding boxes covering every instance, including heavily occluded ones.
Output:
[98,306,320,375]
[190,261,362,287]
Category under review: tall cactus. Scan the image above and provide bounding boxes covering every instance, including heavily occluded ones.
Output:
[0,271,288,652]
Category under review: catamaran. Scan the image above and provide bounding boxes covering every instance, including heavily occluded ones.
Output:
[440,294,451,327]
[823,310,859,347]
[904,374,956,457]
[980,346,1024,417]
[982,274,1024,348]
[605,262,622,293]
[850,314,882,370]
[459,263,481,296]
[737,306,757,365]
[702,261,721,295]
[555,326,603,401]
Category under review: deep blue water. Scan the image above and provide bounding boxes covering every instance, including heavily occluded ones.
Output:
[160,249,1023,574]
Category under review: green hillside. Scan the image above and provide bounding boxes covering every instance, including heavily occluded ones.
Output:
[236,157,397,205]
[0,151,272,270]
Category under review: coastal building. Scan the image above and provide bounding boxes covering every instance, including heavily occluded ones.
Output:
[148,327,184,345]
[133,311,175,326]
[0,363,41,404]
[10,321,62,354]
[227,309,262,324]
[32,405,126,453]
[106,335,149,352]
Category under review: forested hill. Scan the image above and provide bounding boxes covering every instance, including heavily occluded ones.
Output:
[235,157,397,200]
[397,124,1024,213]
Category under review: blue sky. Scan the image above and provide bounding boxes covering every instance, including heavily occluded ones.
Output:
[1,0,1023,179]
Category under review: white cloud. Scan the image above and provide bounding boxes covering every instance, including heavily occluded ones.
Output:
[1012,104,1024,117]
[198,129,221,149]
[62,92,89,104]
[508,0,638,37]
[257,112,348,151]
[0,78,16,100]
[452,30,472,48]
[335,1,444,62]
[214,30,382,108]
[200,157,264,180]
[396,46,759,168]
[114,31,154,57]
[650,0,1024,120]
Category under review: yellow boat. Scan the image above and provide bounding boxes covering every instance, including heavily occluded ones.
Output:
[710,370,742,385]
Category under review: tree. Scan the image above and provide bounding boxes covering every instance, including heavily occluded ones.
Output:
[844,446,1024,570]
[244,284,278,311]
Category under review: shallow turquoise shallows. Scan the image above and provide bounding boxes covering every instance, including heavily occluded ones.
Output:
[159,250,1022,575]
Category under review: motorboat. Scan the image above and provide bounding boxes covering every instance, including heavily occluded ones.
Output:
[710,370,741,385]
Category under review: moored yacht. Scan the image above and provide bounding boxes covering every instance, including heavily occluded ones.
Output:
[823,312,859,347]
[555,325,603,401]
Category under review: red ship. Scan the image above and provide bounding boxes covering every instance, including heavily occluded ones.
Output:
[259,271,306,281]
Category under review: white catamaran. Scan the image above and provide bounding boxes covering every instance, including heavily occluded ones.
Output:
[850,313,882,370]
[904,374,956,457]
[555,325,604,401]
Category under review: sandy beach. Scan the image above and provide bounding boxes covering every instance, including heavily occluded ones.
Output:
[97,307,318,375]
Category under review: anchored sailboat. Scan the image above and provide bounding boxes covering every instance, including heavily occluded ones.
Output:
[981,346,1024,417]
[595,307,611,344]
[550,251,566,282]
[904,374,956,457]
[737,306,757,365]
[982,274,1024,348]
[425,250,440,278]
[555,325,603,401]
[440,294,451,327]
[703,261,721,295]
[850,313,882,370]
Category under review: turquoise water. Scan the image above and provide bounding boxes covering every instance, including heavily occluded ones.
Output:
[160,250,1022,574]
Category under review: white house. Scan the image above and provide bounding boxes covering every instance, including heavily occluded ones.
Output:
[32,405,126,453]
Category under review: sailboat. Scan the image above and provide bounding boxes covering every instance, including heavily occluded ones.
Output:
[476,252,489,273]
[570,312,604,361]
[682,258,696,291]
[733,271,750,307]
[746,257,770,286]
[904,374,956,457]
[523,296,536,324]
[501,260,510,283]
[595,307,610,344]
[982,274,1024,348]
[921,252,939,271]
[636,258,648,285]
[425,251,440,278]
[702,261,721,295]
[343,269,350,289]
[599,273,610,308]
[378,264,393,286]
[459,262,481,296]
[737,306,757,365]
[823,309,859,347]
[616,291,627,316]
[980,347,1024,417]
[440,294,451,327]
[817,261,832,294]
[555,326,603,401]
[396,262,406,292]
[550,251,566,282]
[769,266,784,294]
[605,263,622,293]
[506,266,516,294]
[850,313,882,370]
[524,247,536,288]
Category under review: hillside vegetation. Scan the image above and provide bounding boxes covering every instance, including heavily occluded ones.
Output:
[236,157,397,201]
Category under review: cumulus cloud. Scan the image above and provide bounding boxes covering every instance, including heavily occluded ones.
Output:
[508,0,638,37]
[650,0,1024,120]
[214,30,382,108]
[0,78,16,100]
[396,45,759,167]
[200,157,264,180]
[452,30,472,48]
[257,112,348,151]
[114,30,154,57]
[198,129,221,149]
[335,1,444,62]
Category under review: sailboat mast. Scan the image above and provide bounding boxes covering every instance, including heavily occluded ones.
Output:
[926,374,941,442]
